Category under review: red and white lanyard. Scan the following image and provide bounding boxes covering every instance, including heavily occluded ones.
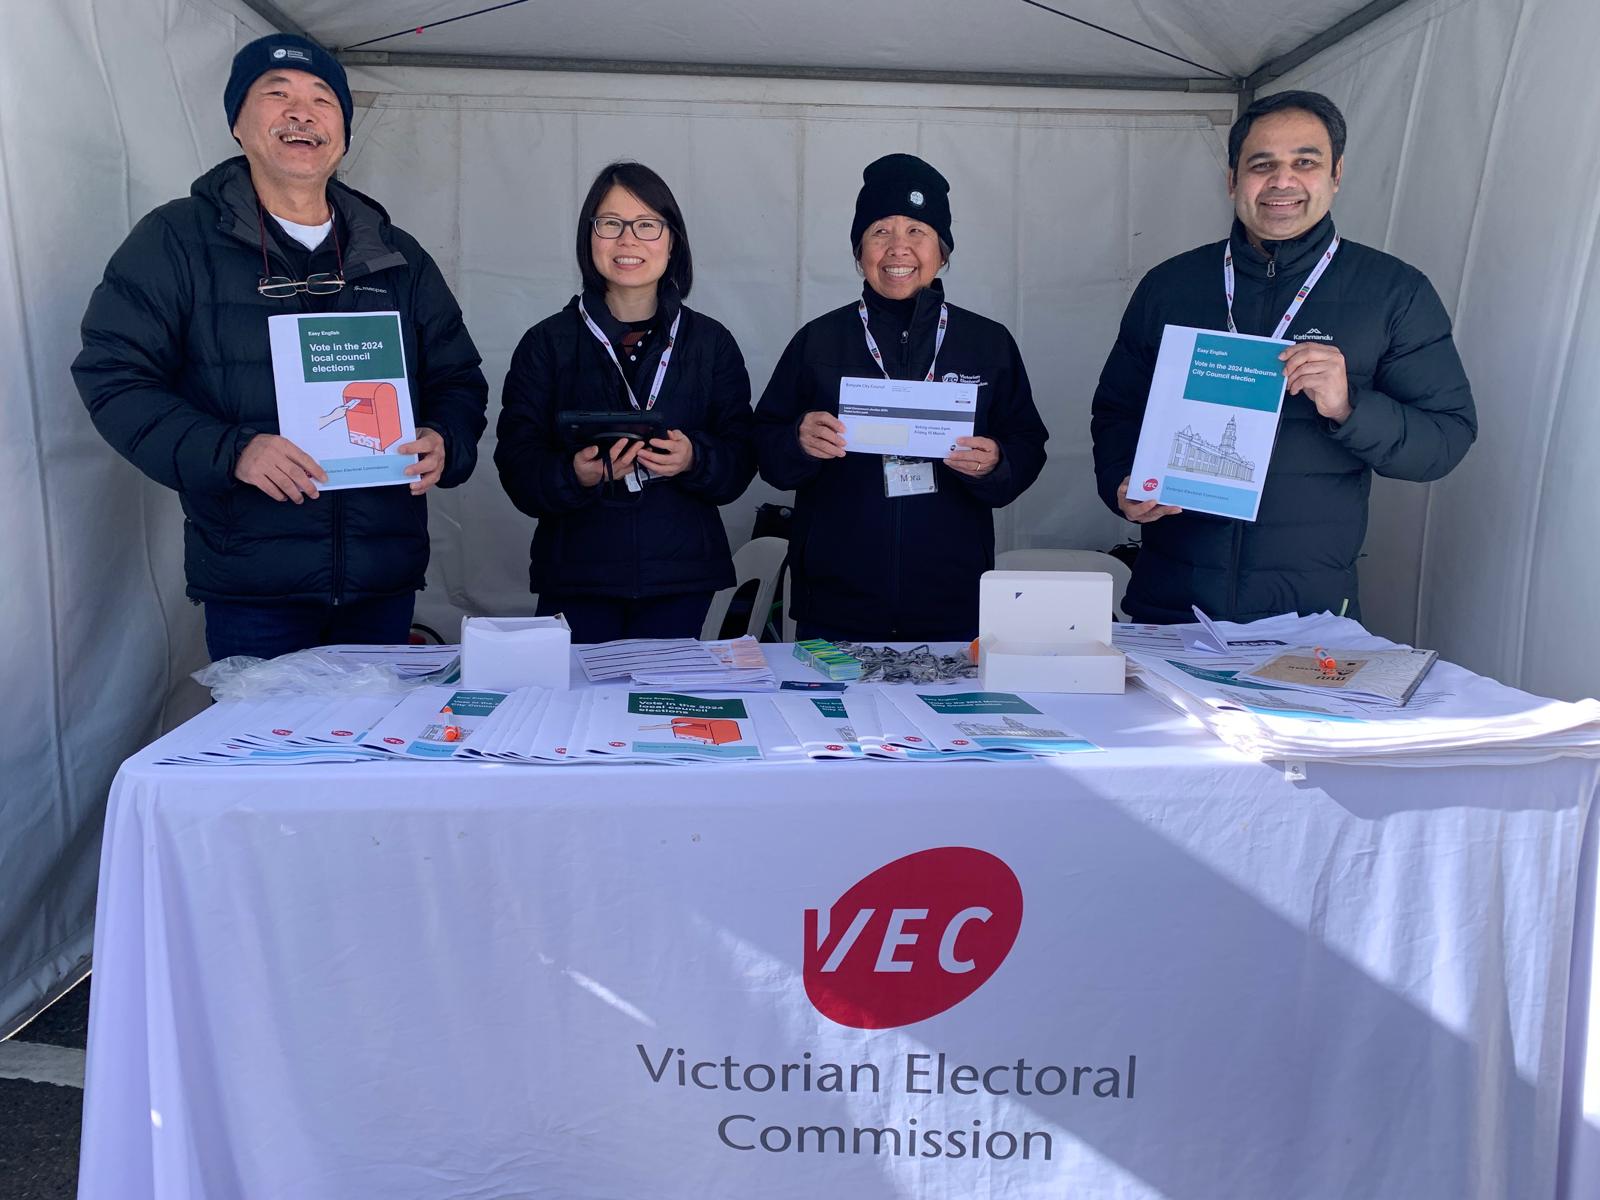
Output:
[1223,235,1340,339]
[578,298,681,411]
[857,299,949,382]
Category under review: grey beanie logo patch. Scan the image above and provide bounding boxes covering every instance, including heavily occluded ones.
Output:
[909,190,925,206]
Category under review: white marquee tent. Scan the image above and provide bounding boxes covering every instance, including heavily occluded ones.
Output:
[4,0,1598,1168]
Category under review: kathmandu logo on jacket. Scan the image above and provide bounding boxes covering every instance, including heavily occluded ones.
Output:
[803,847,1023,1029]
[1294,327,1335,342]
[354,285,389,296]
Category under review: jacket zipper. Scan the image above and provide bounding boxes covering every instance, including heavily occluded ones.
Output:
[1266,253,1276,278]
[332,492,345,605]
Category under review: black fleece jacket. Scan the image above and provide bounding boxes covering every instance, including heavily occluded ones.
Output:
[755,282,1049,640]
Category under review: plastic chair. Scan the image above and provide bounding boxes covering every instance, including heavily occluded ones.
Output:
[781,564,797,642]
[701,536,789,640]
[993,548,1132,622]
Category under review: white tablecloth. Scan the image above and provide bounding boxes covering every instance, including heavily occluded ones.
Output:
[78,657,1600,1200]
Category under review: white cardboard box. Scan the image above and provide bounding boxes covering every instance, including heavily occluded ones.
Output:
[977,570,1125,694]
[460,615,571,691]
[980,638,1125,693]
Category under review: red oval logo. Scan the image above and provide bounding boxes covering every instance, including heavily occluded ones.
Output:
[383,737,404,745]
[609,741,625,748]
[331,730,353,737]
[1141,477,1158,493]
[804,847,1022,1029]
[826,744,845,751]
[272,728,292,736]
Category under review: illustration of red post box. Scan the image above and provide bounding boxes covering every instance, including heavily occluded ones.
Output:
[668,716,743,745]
[341,382,404,452]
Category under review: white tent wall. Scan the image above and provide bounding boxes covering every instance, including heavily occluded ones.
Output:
[0,0,273,1035]
[335,65,1235,629]
[1270,0,1600,702]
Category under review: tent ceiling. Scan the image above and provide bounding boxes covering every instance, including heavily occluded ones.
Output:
[263,0,1388,84]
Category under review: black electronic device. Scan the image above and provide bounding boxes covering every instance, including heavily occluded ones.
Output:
[557,409,669,449]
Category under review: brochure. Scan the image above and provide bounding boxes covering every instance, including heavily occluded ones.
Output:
[1236,647,1440,707]
[1127,324,1290,521]
[268,311,418,490]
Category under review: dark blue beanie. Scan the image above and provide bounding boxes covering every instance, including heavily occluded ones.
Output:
[224,34,353,149]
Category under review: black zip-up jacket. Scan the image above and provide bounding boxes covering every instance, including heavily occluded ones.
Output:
[755,282,1049,641]
[72,157,488,605]
[1090,215,1476,624]
[495,288,755,598]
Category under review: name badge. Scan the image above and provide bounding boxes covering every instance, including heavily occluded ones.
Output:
[883,455,938,498]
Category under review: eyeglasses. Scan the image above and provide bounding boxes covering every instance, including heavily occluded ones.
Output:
[256,204,346,297]
[258,273,345,297]
[591,216,667,241]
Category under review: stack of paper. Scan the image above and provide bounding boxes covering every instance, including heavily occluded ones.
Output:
[318,643,462,680]
[157,695,403,765]
[627,637,777,691]
[576,639,721,683]
[1115,613,1600,766]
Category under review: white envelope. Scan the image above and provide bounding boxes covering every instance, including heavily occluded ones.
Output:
[838,376,977,458]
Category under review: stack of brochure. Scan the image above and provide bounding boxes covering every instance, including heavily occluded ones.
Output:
[575,637,776,690]
[1115,613,1600,766]
[159,679,1105,767]
[773,688,1100,761]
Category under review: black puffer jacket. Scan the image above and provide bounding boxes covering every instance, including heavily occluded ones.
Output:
[495,288,755,598]
[755,282,1049,641]
[1090,215,1476,624]
[72,158,488,604]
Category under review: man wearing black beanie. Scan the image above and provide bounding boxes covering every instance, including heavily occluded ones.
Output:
[73,33,488,661]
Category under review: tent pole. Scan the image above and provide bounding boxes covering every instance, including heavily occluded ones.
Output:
[1244,0,1414,95]
[234,0,317,42]
[336,50,1239,94]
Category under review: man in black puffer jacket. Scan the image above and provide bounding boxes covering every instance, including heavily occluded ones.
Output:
[1091,91,1475,624]
[72,34,486,660]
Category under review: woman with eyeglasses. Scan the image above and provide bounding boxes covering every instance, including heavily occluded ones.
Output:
[754,154,1050,643]
[496,161,756,643]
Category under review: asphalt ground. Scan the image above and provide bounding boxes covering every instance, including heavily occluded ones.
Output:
[0,978,89,1200]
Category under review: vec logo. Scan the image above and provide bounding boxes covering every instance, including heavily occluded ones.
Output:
[804,847,1022,1029]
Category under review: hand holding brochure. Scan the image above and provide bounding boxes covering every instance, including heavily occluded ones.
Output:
[1127,325,1290,521]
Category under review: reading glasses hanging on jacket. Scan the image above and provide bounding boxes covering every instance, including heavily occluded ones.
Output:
[256,203,346,297]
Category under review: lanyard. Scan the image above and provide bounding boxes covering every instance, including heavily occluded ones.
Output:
[857,299,949,382]
[1223,235,1340,339]
[578,298,681,411]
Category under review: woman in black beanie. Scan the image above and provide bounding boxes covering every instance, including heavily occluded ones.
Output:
[753,154,1049,642]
